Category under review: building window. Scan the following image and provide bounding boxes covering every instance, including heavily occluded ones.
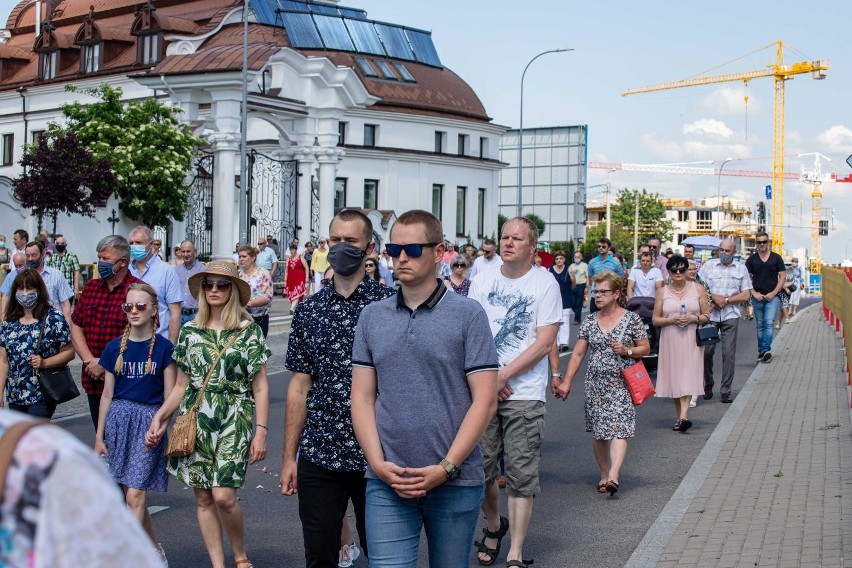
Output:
[81,43,100,73]
[394,63,415,82]
[479,137,489,158]
[458,134,469,156]
[364,124,377,147]
[39,51,58,80]
[364,179,378,209]
[375,61,397,80]
[334,178,347,209]
[139,33,160,65]
[354,57,378,77]
[30,130,45,145]
[434,131,445,153]
[338,122,347,146]
[678,211,689,222]
[477,188,486,238]
[456,186,467,236]
[432,184,443,220]
[1,134,13,166]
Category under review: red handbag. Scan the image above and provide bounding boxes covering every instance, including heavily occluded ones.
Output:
[622,360,655,405]
[618,319,655,405]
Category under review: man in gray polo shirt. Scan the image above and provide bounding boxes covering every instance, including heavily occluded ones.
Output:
[351,209,498,567]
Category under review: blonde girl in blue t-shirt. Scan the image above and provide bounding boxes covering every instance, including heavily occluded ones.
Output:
[94,283,176,565]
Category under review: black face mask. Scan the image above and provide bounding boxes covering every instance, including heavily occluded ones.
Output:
[327,242,367,276]
[55,244,67,253]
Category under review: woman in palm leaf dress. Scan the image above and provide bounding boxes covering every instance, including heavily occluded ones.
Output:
[146,261,270,568]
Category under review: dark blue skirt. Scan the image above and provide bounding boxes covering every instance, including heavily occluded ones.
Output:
[105,399,169,492]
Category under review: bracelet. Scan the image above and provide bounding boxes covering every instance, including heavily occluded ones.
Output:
[256,424,268,431]
[551,373,563,379]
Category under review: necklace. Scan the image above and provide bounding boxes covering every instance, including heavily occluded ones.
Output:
[670,283,688,297]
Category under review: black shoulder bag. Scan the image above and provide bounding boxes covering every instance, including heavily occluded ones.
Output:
[33,316,80,404]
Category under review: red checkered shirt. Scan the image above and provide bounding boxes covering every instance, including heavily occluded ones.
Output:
[71,272,142,395]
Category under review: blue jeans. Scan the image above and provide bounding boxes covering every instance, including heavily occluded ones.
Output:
[752,296,780,354]
[572,284,586,323]
[365,479,484,568]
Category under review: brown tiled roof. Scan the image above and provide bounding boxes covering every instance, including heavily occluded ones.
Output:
[303,50,489,122]
[151,43,280,75]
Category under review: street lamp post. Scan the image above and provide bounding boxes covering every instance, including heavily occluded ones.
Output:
[715,157,733,237]
[517,48,572,217]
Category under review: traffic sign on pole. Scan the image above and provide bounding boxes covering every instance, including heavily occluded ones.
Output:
[765,185,772,200]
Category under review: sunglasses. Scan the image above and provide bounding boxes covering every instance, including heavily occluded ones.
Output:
[756,240,769,245]
[385,242,440,258]
[365,263,376,268]
[121,302,150,313]
[453,263,466,268]
[597,244,608,249]
[201,279,232,291]
[670,267,687,274]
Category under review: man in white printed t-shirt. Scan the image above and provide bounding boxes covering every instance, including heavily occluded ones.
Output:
[469,217,561,567]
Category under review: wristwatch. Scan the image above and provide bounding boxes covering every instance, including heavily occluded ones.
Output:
[551,373,563,379]
[439,459,461,481]
[627,348,634,357]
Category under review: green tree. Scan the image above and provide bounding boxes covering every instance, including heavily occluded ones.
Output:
[581,223,634,260]
[497,213,546,240]
[50,84,204,228]
[610,188,676,245]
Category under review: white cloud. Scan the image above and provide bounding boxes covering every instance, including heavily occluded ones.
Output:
[682,119,733,140]
[701,86,763,115]
[816,125,852,154]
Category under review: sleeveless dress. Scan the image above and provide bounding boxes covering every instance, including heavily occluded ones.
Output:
[285,255,307,303]
[655,282,704,398]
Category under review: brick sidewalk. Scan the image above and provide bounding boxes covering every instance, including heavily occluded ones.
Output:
[627,304,852,567]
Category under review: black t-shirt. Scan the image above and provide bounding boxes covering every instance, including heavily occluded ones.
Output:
[745,252,786,294]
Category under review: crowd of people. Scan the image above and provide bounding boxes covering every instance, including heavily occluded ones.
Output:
[0,217,799,568]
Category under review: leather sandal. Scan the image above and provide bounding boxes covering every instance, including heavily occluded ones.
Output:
[236,559,254,568]
[475,515,509,566]
[506,560,534,567]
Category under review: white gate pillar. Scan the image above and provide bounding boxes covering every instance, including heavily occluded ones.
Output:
[209,133,239,260]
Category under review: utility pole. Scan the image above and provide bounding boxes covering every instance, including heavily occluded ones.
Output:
[633,192,640,263]
[605,182,611,239]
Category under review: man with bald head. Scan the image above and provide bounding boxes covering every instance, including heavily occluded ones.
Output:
[0,252,26,321]
[698,238,752,403]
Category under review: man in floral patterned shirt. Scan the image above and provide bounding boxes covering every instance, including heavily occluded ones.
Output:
[281,209,393,568]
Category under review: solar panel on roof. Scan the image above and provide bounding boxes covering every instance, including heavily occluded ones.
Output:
[314,15,355,51]
[277,0,309,12]
[374,24,414,61]
[249,0,279,25]
[309,4,340,15]
[344,19,385,56]
[338,7,367,19]
[280,12,324,48]
[405,29,441,67]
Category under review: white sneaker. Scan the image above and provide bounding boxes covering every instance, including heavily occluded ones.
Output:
[338,542,360,567]
[157,544,168,568]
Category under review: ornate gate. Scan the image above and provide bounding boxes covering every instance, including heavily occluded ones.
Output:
[185,153,214,261]
[248,149,298,247]
[310,178,320,242]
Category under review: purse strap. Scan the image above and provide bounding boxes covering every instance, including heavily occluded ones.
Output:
[0,420,47,502]
[188,325,245,414]
[32,315,47,355]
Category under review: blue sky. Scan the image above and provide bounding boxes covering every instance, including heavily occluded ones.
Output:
[356,0,852,262]
[3,0,849,260]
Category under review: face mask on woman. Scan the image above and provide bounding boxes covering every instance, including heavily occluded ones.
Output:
[15,291,38,309]
[573,258,581,264]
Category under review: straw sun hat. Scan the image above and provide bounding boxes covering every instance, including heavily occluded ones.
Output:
[188,260,251,306]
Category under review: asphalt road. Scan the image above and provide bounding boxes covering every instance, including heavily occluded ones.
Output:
[58,299,815,568]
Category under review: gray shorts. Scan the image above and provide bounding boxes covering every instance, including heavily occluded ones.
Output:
[481,400,546,497]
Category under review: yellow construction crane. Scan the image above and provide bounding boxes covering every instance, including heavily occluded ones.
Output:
[622,41,828,253]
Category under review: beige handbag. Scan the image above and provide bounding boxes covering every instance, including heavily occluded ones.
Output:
[166,331,242,458]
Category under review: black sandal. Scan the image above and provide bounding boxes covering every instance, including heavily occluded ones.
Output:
[506,560,534,567]
[474,515,509,566]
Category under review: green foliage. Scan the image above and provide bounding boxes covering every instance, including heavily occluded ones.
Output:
[610,188,676,244]
[497,213,508,239]
[524,213,546,238]
[50,84,204,227]
[581,223,634,260]
[12,132,116,227]
[547,240,575,255]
